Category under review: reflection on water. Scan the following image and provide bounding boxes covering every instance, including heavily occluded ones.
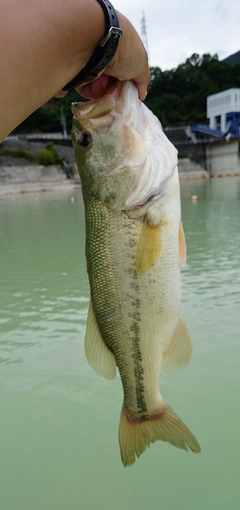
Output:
[0,180,240,510]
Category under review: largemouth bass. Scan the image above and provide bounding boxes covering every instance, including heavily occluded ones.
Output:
[72,81,201,466]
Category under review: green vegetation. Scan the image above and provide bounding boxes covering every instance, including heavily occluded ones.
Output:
[145,53,240,126]
[13,90,84,135]
[0,147,36,161]
[37,149,55,165]
[0,142,59,166]
[36,142,59,165]
[11,53,240,133]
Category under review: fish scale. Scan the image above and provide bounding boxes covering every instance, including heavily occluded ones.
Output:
[84,190,149,414]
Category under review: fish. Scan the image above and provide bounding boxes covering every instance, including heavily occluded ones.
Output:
[71,80,201,466]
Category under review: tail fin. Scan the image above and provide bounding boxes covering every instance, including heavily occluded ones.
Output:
[119,401,201,467]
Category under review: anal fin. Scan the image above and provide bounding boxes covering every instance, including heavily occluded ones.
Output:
[85,300,116,380]
[162,316,193,373]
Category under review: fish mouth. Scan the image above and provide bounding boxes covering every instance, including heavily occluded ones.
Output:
[71,79,127,119]
[72,93,116,121]
[71,81,138,122]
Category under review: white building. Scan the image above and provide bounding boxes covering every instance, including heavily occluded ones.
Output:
[207,88,240,132]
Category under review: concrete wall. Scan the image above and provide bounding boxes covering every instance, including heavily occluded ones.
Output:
[206,140,240,175]
[0,165,64,185]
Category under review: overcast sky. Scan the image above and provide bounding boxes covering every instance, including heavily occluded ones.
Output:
[114,0,240,70]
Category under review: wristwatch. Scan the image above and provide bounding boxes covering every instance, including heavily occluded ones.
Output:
[63,0,122,90]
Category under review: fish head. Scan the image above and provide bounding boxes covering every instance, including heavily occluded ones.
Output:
[72,81,178,212]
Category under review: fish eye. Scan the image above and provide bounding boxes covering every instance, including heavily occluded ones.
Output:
[78,132,92,148]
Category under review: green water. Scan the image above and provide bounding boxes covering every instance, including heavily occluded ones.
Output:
[0,178,240,510]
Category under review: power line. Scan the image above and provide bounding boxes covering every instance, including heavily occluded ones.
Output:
[141,11,150,61]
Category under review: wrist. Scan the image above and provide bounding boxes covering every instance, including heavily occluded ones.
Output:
[63,0,122,90]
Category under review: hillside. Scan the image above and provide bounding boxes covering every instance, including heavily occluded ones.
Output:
[222,50,240,65]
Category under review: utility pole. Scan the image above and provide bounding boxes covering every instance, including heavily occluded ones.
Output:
[60,105,67,138]
[141,11,150,61]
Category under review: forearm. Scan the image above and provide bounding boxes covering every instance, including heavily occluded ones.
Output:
[0,0,106,141]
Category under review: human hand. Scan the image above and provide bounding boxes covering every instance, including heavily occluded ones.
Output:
[56,12,150,101]
[77,12,150,101]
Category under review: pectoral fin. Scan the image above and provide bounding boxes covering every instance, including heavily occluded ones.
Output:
[85,300,116,380]
[136,222,162,275]
[179,222,187,267]
[162,317,193,373]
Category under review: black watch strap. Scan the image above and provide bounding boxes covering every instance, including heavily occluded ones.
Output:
[63,0,122,91]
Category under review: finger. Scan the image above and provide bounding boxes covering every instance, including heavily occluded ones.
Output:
[133,67,151,101]
[134,81,149,101]
[55,90,68,99]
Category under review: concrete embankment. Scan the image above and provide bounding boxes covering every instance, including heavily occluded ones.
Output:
[0,136,209,195]
[0,159,208,196]
[0,164,80,195]
[178,158,208,179]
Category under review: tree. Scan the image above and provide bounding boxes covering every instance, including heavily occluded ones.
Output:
[145,53,240,126]
[13,90,84,135]
[12,52,240,133]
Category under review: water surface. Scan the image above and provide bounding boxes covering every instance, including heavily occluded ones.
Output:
[0,178,240,510]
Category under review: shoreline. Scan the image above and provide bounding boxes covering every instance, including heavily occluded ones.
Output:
[0,163,81,196]
[0,180,81,196]
[0,159,212,197]
[1,170,239,197]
